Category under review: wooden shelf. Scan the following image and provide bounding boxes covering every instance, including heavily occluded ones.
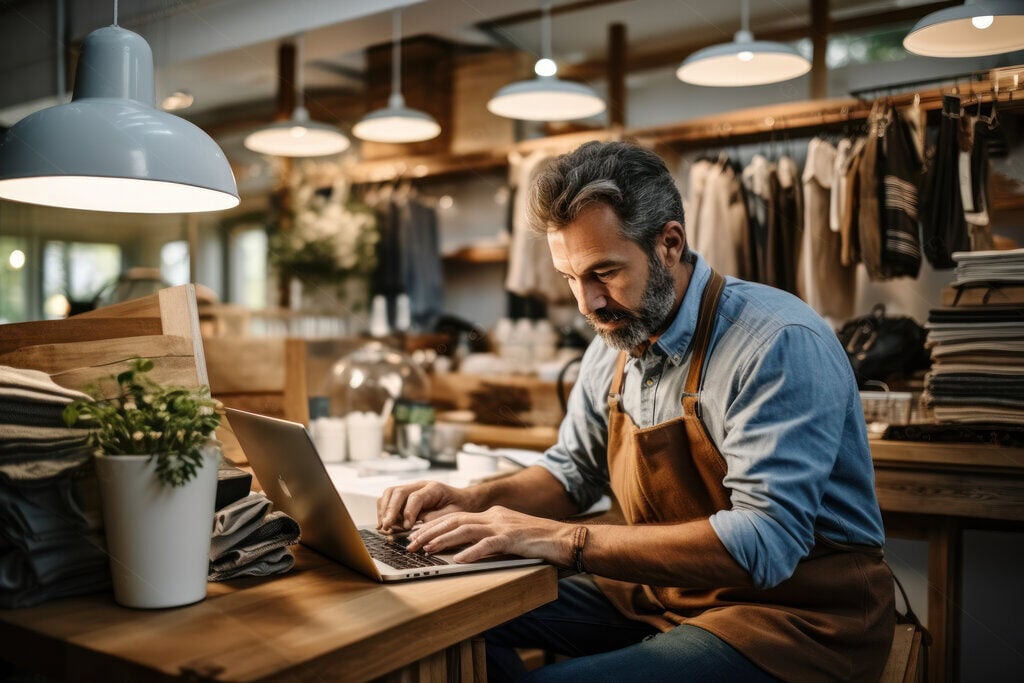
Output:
[442,243,508,264]
[340,66,1024,184]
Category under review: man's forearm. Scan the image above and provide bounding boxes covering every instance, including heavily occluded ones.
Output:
[463,465,580,519]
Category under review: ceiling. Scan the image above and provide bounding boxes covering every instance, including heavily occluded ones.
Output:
[0,0,950,131]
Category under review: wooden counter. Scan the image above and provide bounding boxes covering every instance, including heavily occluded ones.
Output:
[869,438,1024,683]
[0,548,557,682]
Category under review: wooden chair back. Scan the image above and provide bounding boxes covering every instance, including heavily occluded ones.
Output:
[203,337,310,426]
[0,285,207,393]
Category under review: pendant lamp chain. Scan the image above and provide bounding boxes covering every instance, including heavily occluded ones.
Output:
[541,1,552,62]
[391,8,402,100]
[296,34,305,112]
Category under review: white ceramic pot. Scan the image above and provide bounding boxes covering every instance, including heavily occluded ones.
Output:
[95,446,219,609]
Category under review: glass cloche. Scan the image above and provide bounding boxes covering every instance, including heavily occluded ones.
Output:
[328,341,430,454]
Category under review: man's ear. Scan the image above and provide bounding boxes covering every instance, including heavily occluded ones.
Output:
[659,221,686,267]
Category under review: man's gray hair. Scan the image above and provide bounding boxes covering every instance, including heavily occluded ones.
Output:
[527,140,684,255]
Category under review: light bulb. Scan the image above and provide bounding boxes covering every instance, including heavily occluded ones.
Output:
[290,126,308,139]
[738,50,754,62]
[972,15,994,29]
[8,249,25,269]
[535,58,557,77]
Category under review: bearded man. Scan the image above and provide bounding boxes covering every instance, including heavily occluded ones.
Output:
[377,141,894,682]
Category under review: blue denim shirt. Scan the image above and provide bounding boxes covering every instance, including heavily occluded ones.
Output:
[537,253,885,589]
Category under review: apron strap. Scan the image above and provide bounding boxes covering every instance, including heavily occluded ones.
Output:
[608,351,629,411]
[683,270,726,396]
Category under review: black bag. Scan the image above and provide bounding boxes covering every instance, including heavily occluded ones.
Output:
[836,304,930,388]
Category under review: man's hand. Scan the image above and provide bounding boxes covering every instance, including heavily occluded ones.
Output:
[404,506,573,565]
[376,480,474,532]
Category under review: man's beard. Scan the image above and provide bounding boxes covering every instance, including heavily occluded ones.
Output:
[587,256,677,351]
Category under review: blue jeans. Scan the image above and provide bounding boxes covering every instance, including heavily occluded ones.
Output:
[484,574,778,682]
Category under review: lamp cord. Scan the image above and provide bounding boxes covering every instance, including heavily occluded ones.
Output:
[296,34,305,111]
[391,7,401,98]
[541,1,552,61]
[113,0,118,26]
[740,0,749,33]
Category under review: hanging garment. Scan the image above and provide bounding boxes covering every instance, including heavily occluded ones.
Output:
[880,105,923,278]
[684,157,714,236]
[691,158,751,279]
[593,272,895,683]
[767,155,801,294]
[839,136,867,267]
[398,197,444,331]
[921,95,972,268]
[800,137,856,321]
[371,195,404,309]
[858,102,885,279]
[506,149,572,304]
[741,154,773,284]
[960,109,997,251]
[829,138,854,233]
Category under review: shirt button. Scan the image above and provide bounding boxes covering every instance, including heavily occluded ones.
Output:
[645,377,655,387]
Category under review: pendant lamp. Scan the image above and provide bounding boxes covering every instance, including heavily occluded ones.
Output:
[0,1,238,214]
[244,35,351,157]
[903,0,1024,58]
[676,0,811,87]
[352,8,441,144]
[486,2,606,121]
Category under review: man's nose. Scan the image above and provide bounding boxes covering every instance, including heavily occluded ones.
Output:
[576,281,607,316]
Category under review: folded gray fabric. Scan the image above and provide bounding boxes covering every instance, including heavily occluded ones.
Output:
[0,565,111,609]
[209,493,272,559]
[208,546,295,582]
[208,491,300,582]
[0,366,90,403]
[0,473,110,607]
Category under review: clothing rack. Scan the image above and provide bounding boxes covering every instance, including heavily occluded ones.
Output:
[635,66,1024,150]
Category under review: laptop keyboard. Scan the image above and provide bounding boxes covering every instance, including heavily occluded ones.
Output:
[359,529,448,569]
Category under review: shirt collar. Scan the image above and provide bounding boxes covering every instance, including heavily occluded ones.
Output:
[652,252,712,367]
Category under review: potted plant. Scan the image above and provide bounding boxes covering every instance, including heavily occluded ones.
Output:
[63,358,223,609]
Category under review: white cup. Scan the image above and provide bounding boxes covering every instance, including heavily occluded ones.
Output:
[310,416,347,463]
[346,412,384,461]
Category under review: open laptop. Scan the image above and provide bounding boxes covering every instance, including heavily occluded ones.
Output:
[225,407,543,582]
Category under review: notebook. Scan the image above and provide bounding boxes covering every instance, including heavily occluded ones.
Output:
[225,407,543,582]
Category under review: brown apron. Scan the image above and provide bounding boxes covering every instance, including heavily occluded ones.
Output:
[592,271,895,682]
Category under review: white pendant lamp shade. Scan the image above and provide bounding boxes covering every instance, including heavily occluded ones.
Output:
[903,0,1024,58]
[676,0,810,87]
[487,2,605,121]
[352,93,441,143]
[244,36,350,156]
[353,9,440,144]
[487,77,606,121]
[0,25,238,214]
[244,106,351,156]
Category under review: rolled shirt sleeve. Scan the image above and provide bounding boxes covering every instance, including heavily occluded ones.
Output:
[708,322,865,589]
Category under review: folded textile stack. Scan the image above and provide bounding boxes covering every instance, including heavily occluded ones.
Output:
[0,366,110,608]
[209,492,300,581]
[923,249,1024,426]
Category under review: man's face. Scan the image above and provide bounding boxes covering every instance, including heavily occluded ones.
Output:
[548,203,677,352]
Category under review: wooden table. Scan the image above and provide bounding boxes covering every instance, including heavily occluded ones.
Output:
[0,548,557,682]
[871,439,1024,683]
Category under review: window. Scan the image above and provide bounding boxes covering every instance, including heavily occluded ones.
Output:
[161,240,190,286]
[43,241,121,318]
[0,236,28,323]
[230,228,268,309]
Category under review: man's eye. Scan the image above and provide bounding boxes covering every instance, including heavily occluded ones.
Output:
[594,271,614,281]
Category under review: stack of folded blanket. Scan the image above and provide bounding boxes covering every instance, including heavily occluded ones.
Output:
[923,248,1024,426]
[0,366,110,608]
[209,492,300,581]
